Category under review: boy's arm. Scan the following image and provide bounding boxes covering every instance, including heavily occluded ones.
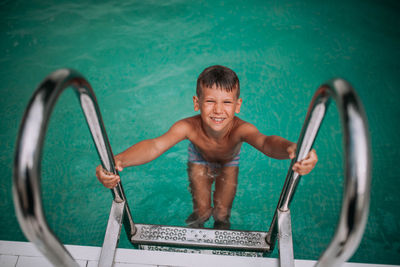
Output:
[239,123,317,175]
[115,119,189,168]
[96,119,190,188]
[239,123,294,159]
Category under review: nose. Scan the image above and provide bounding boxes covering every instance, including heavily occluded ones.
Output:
[213,102,223,114]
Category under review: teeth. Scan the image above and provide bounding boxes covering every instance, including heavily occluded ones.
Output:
[212,117,224,122]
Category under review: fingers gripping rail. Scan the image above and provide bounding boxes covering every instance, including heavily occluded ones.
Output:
[13,69,371,267]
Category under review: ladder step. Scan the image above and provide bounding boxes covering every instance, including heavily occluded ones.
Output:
[131,224,269,252]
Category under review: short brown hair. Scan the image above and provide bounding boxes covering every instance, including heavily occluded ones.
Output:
[196,65,240,98]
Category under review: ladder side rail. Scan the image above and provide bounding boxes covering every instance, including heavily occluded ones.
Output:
[266,79,371,266]
[277,209,294,267]
[13,69,135,267]
[99,200,126,267]
[266,86,330,249]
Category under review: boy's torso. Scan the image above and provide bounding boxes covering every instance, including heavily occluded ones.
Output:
[184,115,246,164]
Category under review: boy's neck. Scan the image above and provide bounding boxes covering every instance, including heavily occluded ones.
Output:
[200,116,235,141]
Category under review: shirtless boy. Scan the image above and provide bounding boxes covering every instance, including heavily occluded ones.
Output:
[96,65,318,229]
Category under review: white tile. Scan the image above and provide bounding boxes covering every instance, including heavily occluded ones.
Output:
[16,256,54,267]
[294,259,399,267]
[0,241,42,257]
[0,241,100,262]
[88,259,158,267]
[66,244,101,261]
[77,259,88,266]
[114,248,278,267]
[16,256,87,267]
[2,241,400,267]
[0,255,18,267]
[114,262,158,267]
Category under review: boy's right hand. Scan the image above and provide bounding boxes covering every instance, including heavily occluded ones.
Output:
[287,144,318,175]
[95,160,123,189]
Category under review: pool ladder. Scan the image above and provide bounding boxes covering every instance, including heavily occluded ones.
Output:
[13,69,371,267]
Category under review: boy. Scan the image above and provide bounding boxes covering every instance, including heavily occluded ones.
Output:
[96,65,318,229]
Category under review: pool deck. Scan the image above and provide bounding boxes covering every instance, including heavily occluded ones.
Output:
[0,240,398,267]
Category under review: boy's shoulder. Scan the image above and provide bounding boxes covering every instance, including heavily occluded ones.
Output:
[232,117,261,137]
[178,115,201,126]
[180,116,251,130]
[172,116,258,137]
[171,115,201,132]
[233,116,253,130]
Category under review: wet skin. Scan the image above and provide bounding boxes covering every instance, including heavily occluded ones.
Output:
[95,84,318,229]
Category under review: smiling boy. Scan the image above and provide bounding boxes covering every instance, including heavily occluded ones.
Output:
[96,65,318,229]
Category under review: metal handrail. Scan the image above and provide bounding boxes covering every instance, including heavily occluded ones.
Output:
[13,69,135,267]
[13,70,370,266]
[266,78,371,266]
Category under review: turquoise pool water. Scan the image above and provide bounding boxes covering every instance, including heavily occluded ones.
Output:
[1,0,399,264]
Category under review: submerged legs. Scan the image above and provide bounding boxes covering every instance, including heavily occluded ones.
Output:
[213,166,238,229]
[186,162,238,229]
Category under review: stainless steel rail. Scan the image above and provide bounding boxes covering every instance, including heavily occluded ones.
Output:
[266,78,371,266]
[13,70,370,266]
[13,69,135,267]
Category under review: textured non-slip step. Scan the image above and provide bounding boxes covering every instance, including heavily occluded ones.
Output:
[131,224,269,252]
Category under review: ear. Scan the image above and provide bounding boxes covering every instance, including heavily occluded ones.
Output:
[193,96,200,111]
[235,98,242,113]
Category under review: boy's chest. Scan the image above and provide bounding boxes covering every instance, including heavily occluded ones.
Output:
[191,137,241,162]
[187,118,243,161]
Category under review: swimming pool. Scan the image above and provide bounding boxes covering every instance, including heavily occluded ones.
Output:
[1,0,399,264]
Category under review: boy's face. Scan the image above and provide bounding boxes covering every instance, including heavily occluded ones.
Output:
[193,84,242,133]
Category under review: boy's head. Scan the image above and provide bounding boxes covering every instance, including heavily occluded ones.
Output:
[193,66,242,131]
[196,65,240,99]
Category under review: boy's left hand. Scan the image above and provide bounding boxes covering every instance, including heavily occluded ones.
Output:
[287,144,318,175]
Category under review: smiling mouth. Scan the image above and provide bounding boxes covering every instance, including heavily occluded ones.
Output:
[210,117,226,124]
